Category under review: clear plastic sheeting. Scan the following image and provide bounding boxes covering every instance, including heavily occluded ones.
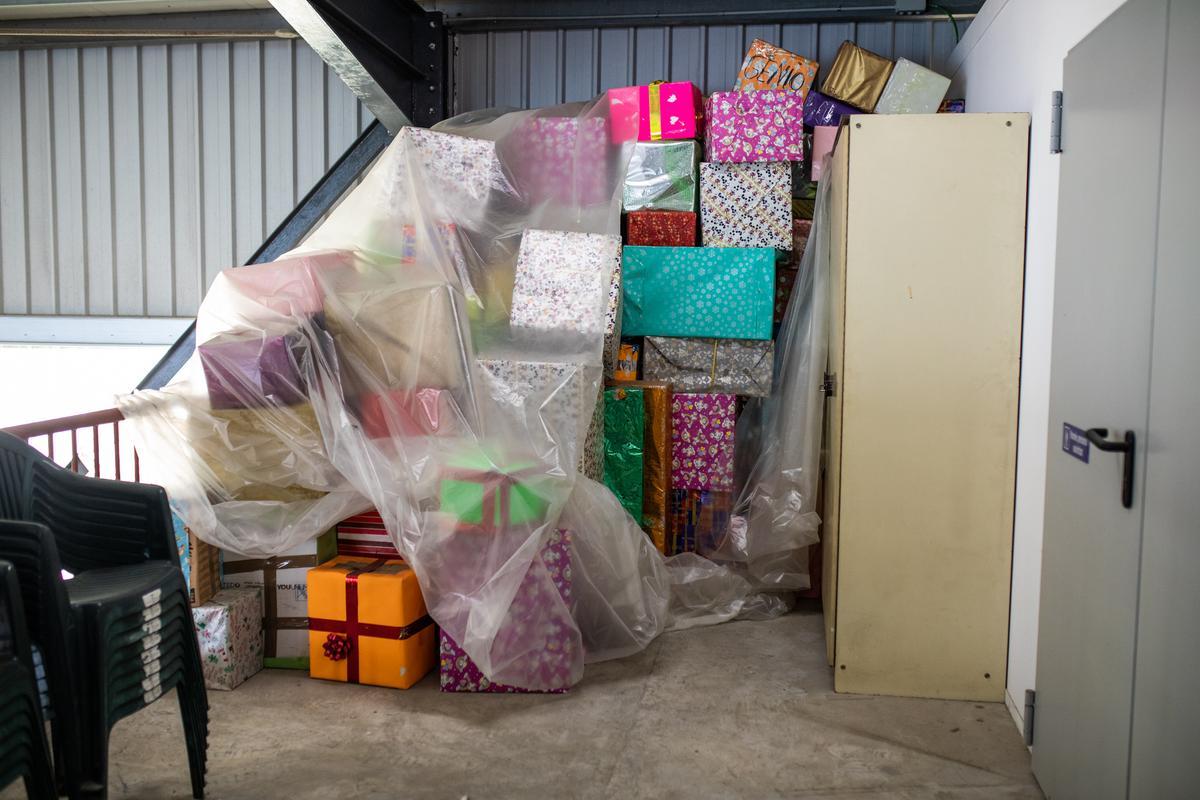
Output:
[702,169,833,589]
[120,97,828,691]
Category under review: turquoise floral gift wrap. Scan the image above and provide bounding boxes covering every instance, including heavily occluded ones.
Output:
[620,246,775,340]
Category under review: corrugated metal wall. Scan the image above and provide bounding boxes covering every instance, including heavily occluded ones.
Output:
[450,19,965,113]
[0,40,374,318]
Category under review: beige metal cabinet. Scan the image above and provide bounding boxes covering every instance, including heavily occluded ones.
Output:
[822,113,1030,701]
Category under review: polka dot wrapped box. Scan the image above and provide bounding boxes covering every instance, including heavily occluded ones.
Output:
[620,245,776,341]
[699,162,792,249]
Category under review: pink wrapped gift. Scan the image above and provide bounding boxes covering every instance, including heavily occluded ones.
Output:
[504,116,610,206]
[356,387,462,438]
[607,82,703,143]
[223,250,352,318]
[810,126,839,181]
[439,529,574,693]
[671,393,736,491]
[704,89,806,163]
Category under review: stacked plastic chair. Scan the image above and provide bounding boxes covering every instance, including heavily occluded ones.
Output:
[0,558,57,799]
[0,432,208,799]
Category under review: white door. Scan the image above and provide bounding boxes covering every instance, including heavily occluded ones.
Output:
[1031,0,1169,797]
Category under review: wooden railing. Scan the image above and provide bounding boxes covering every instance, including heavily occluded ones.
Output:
[4,408,140,481]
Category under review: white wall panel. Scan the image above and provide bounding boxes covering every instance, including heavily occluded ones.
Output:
[0,39,374,318]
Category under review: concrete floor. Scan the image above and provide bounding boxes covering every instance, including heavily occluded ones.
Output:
[9,608,1044,799]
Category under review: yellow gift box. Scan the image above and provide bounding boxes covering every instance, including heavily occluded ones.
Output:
[307,556,435,690]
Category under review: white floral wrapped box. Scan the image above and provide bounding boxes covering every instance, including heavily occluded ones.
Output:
[192,587,264,691]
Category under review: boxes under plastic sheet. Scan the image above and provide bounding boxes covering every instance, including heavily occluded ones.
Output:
[602,386,644,521]
[394,126,509,208]
[220,529,337,670]
[506,116,610,206]
[440,529,574,693]
[356,387,463,439]
[622,140,700,212]
[199,332,305,410]
[671,392,736,492]
[643,337,774,397]
[625,211,697,247]
[699,162,792,249]
[336,509,399,558]
[874,58,952,115]
[621,245,775,341]
[821,40,894,112]
[308,556,436,690]
[438,445,551,533]
[704,90,806,164]
[192,587,264,690]
[735,38,819,102]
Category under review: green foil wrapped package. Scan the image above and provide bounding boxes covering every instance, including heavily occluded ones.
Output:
[621,246,776,340]
[603,386,645,521]
[622,141,700,212]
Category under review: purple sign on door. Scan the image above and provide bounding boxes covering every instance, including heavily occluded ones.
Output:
[1062,423,1090,463]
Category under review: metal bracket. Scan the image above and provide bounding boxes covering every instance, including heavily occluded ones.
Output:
[1050,90,1063,154]
[1023,689,1036,746]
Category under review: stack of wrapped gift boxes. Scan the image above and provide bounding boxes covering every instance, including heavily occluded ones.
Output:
[606,39,954,558]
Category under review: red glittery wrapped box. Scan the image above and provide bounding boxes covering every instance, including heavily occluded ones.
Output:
[625,211,697,247]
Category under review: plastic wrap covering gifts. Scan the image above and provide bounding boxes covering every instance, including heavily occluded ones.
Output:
[701,171,834,589]
[120,98,816,692]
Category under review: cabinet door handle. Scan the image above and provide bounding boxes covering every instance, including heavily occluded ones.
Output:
[1085,428,1136,509]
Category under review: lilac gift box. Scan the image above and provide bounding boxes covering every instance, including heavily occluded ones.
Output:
[439,529,575,693]
[671,393,736,492]
[704,90,806,164]
[199,333,305,410]
[802,90,860,128]
[504,116,610,206]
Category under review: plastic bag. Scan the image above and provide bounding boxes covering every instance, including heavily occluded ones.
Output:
[120,97,819,690]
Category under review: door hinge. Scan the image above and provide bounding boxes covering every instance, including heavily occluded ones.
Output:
[1050,91,1063,154]
[821,371,838,397]
[1024,689,1036,746]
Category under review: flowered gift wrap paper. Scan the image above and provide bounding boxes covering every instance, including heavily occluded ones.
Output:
[476,358,602,479]
[504,116,610,206]
[625,211,697,247]
[603,387,645,521]
[821,40,894,112]
[308,557,436,690]
[198,332,305,410]
[704,90,806,164]
[622,140,700,212]
[643,337,774,397]
[671,392,736,492]
[668,489,733,555]
[874,57,952,115]
[699,162,792,249]
[509,230,624,364]
[440,529,574,693]
[621,245,775,341]
[192,587,264,690]
[735,39,819,101]
[801,89,860,128]
[394,126,510,208]
[607,82,704,142]
[220,529,337,670]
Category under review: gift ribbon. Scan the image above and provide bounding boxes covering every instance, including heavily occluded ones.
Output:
[443,466,546,533]
[223,553,320,658]
[308,559,434,685]
[647,81,665,141]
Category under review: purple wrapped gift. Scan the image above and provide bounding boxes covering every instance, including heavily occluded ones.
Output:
[439,529,575,693]
[704,90,806,164]
[199,333,305,410]
[802,89,860,128]
[671,392,736,492]
[502,117,610,206]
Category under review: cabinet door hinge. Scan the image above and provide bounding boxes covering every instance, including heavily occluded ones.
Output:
[1050,91,1063,154]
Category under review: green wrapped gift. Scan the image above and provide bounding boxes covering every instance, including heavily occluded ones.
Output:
[603,387,644,521]
[621,246,775,340]
[622,141,700,212]
[439,446,550,532]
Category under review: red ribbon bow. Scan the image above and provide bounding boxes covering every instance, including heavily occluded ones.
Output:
[322,633,353,662]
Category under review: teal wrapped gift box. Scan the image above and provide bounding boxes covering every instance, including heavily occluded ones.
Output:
[621,246,775,340]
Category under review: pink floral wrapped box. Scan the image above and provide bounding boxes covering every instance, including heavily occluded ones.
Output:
[440,529,575,693]
[192,587,264,691]
[704,90,806,164]
[395,126,510,208]
[504,116,610,206]
[671,393,736,491]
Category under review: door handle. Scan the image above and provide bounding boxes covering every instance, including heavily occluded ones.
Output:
[1085,428,1135,509]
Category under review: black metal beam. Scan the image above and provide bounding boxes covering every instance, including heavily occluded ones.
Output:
[137,120,393,391]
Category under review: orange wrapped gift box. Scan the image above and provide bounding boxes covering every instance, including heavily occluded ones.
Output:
[307,556,436,690]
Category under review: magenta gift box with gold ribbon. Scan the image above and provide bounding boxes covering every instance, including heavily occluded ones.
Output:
[608,81,704,143]
[704,89,806,164]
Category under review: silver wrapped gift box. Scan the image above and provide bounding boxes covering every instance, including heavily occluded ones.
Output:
[642,337,774,397]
